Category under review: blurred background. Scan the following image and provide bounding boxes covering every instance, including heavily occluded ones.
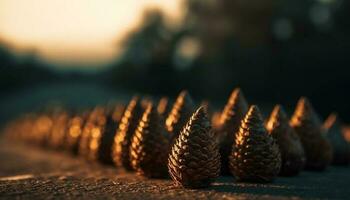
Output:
[1,0,350,127]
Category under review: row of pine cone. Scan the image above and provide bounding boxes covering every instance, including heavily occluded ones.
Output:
[3,89,350,188]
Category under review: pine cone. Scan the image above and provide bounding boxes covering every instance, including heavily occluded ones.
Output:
[200,100,213,119]
[165,90,195,141]
[157,97,171,117]
[49,111,70,149]
[211,111,222,130]
[86,104,125,164]
[65,112,88,155]
[112,96,144,170]
[229,105,281,183]
[78,121,94,157]
[290,97,333,171]
[217,88,248,175]
[324,113,350,165]
[96,104,126,164]
[78,106,105,158]
[168,107,220,188]
[111,104,126,124]
[266,105,305,176]
[130,103,170,178]
[34,114,53,147]
[86,111,108,162]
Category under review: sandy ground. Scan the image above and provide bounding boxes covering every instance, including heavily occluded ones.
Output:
[0,139,349,200]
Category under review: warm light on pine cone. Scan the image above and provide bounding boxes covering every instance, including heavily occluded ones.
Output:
[157,97,171,117]
[112,96,144,170]
[78,106,105,158]
[217,88,249,175]
[290,97,333,171]
[266,105,305,176]
[229,105,281,183]
[65,112,88,155]
[87,105,124,164]
[168,106,220,188]
[130,103,170,178]
[165,90,195,141]
[49,111,70,149]
[324,113,350,165]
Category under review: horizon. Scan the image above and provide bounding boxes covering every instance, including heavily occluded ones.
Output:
[0,0,183,70]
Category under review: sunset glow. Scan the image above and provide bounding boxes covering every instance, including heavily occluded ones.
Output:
[0,0,183,67]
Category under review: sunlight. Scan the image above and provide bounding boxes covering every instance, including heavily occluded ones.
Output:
[0,0,183,67]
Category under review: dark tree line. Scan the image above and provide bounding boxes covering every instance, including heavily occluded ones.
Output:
[105,0,350,121]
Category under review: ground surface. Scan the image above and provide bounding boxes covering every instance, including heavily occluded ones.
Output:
[0,139,349,200]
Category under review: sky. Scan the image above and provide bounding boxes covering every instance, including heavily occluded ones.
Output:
[0,0,183,69]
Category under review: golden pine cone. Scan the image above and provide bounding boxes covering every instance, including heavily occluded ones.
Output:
[65,111,88,155]
[266,105,305,176]
[78,106,105,158]
[95,104,126,164]
[112,96,144,170]
[78,121,94,157]
[211,111,222,130]
[200,100,213,119]
[229,105,281,183]
[165,90,195,141]
[86,111,108,162]
[217,88,248,175]
[168,107,220,188]
[290,97,333,171]
[324,113,350,165]
[130,103,170,178]
[34,114,53,146]
[157,97,171,117]
[49,111,70,149]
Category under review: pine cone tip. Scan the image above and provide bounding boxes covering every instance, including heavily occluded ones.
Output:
[296,97,313,115]
[219,88,248,125]
[324,113,338,131]
[244,105,265,126]
[230,88,241,98]
[157,97,169,115]
[228,88,245,104]
[291,97,322,126]
[191,106,209,124]
[266,105,288,131]
[178,90,194,106]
